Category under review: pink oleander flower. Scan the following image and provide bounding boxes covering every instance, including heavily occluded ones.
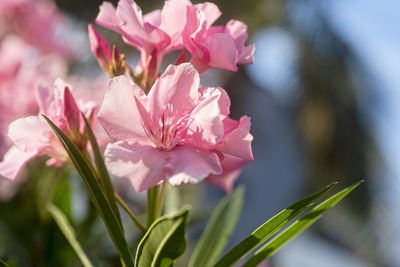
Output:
[0,36,68,158]
[98,63,253,192]
[95,0,178,76]
[182,4,255,73]
[95,0,254,76]
[0,79,95,180]
[0,0,76,58]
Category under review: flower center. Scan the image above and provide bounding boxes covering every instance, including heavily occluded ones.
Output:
[145,104,192,151]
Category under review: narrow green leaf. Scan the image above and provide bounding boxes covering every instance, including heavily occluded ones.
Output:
[42,115,134,267]
[189,186,244,267]
[81,112,122,226]
[214,182,337,267]
[0,259,9,267]
[47,204,95,267]
[135,206,190,267]
[243,181,363,267]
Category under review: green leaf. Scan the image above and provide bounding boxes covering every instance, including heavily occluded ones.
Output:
[81,112,122,226]
[0,259,9,267]
[214,182,337,267]
[47,204,96,267]
[42,115,134,267]
[135,206,190,267]
[243,181,363,267]
[189,186,244,267]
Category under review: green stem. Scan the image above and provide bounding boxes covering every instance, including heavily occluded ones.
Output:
[147,185,160,227]
[114,193,146,233]
[156,181,168,218]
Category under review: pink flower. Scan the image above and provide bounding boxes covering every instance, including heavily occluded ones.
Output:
[182,4,255,73]
[98,63,253,192]
[95,0,176,75]
[0,36,67,158]
[95,0,254,75]
[0,0,76,58]
[0,79,94,180]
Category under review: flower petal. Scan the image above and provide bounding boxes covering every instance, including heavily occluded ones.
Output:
[205,154,245,192]
[148,63,199,116]
[98,75,150,144]
[238,44,255,64]
[195,2,221,28]
[105,141,167,192]
[220,116,254,161]
[165,146,222,185]
[159,0,191,49]
[95,1,120,33]
[0,146,39,180]
[204,33,238,71]
[8,116,51,153]
[88,24,112,70]
[188,87,223,145]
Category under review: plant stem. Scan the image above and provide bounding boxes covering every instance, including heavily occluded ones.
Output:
[147,185,160,227]
[114,193,146,233]
[156,181,168,218]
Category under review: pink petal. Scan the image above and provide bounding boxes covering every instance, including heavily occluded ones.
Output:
[220,116,254,161]
[88,24,112,70]
[148,63,199,117]
[195,2,221,28]
[53,79,72,117]
[204,33,238,71]
[95,1,120,33]
[116,0,147,47]
[205,154,246,192]
[159,0,191,50]
[165,146,222,185]
[0,146,38,180]
[116,0,170,51]
[8,116,51,153]
[188,87,223,145]
[105,141,167,192]
[98,76,151,145]
[238,44,255,64]
[63,86,81,133]
[36,84,54,115]
[226,20,248,51]
[144,9,161,27]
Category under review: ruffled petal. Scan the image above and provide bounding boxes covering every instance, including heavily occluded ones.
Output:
[205,154,245,192]
[148,63,199,116]
[204,33,238,71]
[220,116,254,161]
[238,44,255,64]
[0,146,39,180]
[95,1,121,33]
[8,116,51,153]
[105,141,167,192]
[165,146,222,185]
[98,75,150,145]
[188,87,223,145]
[159,0,190,49]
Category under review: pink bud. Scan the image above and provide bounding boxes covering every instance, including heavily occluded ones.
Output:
[63,86,81,134]
[88,24,112,71]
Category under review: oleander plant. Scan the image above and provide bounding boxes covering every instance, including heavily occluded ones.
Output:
[0,0,361,266]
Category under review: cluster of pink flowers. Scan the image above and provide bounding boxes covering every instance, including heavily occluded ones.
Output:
[0,0,255,193]
[93,0,254,76]
[0,0,75,58]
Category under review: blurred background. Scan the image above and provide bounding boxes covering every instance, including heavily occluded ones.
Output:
[1,0,400,266]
